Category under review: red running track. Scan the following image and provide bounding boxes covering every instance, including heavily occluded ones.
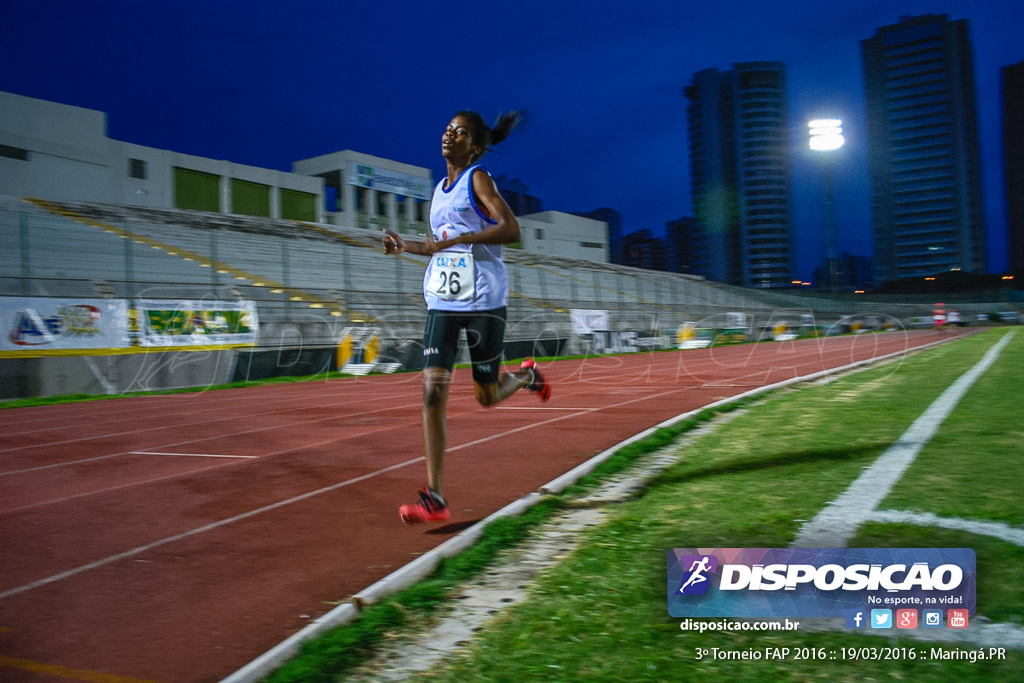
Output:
[0,331,958,682]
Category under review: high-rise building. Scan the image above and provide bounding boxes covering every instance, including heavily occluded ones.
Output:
[1003,61,1024,274]
[862,14,986,284]
[621,229,667,271]
[684,62,795,288]
[574,207,623,264]
[665,216,697,274]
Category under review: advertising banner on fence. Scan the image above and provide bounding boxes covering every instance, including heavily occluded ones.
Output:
[136,299,258,347]
[570,309,609,334]
[1,297,131,353]
[668,548,976,620]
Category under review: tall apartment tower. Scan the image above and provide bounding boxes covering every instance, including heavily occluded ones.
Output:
[1003,61,1024,274]
[862,14,986,284]
[684,62,795,288]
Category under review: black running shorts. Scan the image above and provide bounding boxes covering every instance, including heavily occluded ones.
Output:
[422,307,506,385]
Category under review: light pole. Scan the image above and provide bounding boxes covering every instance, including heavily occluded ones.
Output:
[809,119,844,294]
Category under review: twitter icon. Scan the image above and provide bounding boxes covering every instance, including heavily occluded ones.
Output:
[871,609,892,629]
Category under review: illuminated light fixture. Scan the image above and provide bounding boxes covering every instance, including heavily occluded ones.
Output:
[330,310,343,317]
[217,269,229,274]
[289,296,303,301]
[270,288,284,293]
[251,281,265,287]
[925,277,936,281]
[309,303,324,309]
[234,275,248,281]
[1002,275,1014,280]
[808,119,844,151]
[855,290,865,294]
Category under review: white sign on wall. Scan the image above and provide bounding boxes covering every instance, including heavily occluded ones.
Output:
[348,162,432,200]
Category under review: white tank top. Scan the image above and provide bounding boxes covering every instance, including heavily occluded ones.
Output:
[423,165,509,311]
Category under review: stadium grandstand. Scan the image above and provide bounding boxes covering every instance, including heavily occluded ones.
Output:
[3,194,1017,400]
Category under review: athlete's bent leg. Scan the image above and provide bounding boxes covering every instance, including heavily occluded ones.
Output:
[474,369,532,407]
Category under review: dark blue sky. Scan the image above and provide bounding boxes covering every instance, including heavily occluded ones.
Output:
[3,1,1021,280]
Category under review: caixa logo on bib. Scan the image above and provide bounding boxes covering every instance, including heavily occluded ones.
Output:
[667,548,975,619]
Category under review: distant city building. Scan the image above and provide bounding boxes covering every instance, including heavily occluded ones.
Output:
[517,211,608,262]
[862,14,986,283]
[1003,61,1024,274]
[621,229,667,271]
[684,62,795,288]
[573,207,623,264]
[494,175,543,216]
[812,251,874,292]
[665,216,698,274]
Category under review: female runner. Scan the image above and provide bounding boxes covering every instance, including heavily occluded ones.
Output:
[383,110,551,524]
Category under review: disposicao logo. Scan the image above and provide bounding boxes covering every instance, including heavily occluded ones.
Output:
[676,554,718,595]
[667,548,975,619]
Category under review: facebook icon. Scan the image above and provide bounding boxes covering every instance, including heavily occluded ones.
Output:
[845,609,866,629]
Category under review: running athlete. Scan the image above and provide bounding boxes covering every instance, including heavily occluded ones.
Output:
[382,110,551,524]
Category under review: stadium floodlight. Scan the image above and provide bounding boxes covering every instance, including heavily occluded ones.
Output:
[808,119,845,151]
[809,118,845,293]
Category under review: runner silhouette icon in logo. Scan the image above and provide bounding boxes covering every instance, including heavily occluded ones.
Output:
[678,555,717,595]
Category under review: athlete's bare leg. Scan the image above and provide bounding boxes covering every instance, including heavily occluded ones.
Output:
[422,366,451,497]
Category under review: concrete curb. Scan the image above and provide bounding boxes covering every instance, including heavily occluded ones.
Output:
[222,334,958,682]
[221,493,542,683]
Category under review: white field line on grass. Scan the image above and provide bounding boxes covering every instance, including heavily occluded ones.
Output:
[792,329,1016,548]
[869,510,1024,547]
[792,329,1024,649]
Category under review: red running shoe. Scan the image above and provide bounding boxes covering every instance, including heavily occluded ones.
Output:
[399,487,450,524]
[520,357,551,402]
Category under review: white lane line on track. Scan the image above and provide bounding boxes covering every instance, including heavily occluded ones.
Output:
[0,388,419,449]
[0,389,690,596]
[493,406,585,410]
[0,398,426,474]
[792,329,1015,548]
[132,451,259,459]
[0,456,425,601]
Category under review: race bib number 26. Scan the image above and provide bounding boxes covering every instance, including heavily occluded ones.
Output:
[429,252,475,301]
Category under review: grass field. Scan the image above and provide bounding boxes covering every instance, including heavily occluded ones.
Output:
[266,329,1022,682]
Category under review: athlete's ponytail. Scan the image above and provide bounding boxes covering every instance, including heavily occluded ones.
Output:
[489,110,523,146]
[455,109,524,161]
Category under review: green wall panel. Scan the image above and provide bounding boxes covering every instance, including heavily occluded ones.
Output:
[231,179,271,217]
[281,189,316,221]
[173,167,220,212]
